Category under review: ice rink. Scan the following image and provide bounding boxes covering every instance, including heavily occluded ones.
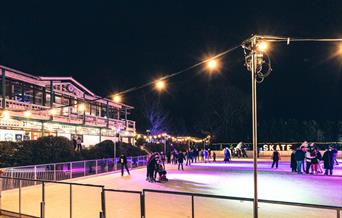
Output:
[1,159,341,218]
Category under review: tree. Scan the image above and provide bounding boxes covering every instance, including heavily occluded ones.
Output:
[142,94,169,135]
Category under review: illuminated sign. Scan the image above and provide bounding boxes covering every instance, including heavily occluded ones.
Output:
[263,144,292,151]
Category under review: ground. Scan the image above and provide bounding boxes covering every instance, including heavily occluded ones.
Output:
[1,159,341,218]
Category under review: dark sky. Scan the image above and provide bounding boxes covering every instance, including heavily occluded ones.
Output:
[0,1,341,134]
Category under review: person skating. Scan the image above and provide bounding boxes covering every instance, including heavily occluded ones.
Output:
[305,147,312,174]
[295,146,306,174]
[146,153,158,182]
[323,146,334,176]
[224,147,231,163]
[271,149,280,168]
[160,152,166,168]
[310,150,319,175]
[290,148,297,172]
[177,151,185,170]
[213,152,216,162]
[119,154,130,176]
[186,149,192,166]
[332,146,339,166]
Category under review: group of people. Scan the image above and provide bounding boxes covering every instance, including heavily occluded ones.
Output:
[289,142,339,175]
[170,148,216,169]
[146,152,168,182]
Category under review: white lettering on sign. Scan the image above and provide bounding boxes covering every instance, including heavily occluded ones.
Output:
[263,144,293,151]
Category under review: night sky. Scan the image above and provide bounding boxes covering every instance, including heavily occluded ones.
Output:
[0,1,341,135]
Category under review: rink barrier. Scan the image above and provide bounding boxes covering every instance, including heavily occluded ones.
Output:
[142,189,342,218]
[0,176,105,218]
[0,155,149,190]
[1,176,341,218]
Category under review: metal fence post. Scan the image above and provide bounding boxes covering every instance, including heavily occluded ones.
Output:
[101,188,106,218]
[53,164,56,181]
[96,160,98,174]
[140,190,145,218]
[191,195,194,218]
[40,182,45,218]
[34,166,37,185]
[70,162,73,179]
[83,161,86,176]
[19,180,22,216]
[70,184,72,218]
[337,209,340,218]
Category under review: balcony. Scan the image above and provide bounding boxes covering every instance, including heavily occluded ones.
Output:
[0,98,136,132]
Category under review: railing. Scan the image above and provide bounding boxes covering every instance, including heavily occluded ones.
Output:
[1,155,148,191]
[0,177,341,218]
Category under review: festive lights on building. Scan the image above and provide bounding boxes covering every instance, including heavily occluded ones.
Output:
[134,132,207,144]
[2,110,10,120]
[23,110,32,118]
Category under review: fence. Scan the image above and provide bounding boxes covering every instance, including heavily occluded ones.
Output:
[0,176,341,218]
[1,155,148,191]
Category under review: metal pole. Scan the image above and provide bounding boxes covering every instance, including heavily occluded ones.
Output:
[191,195,195,218]
[70,184,72,218]
[140,192,145,218]
[101,188,106,218]
[41,182,45,218]
[251,37,258,218]
[19,180,22,217]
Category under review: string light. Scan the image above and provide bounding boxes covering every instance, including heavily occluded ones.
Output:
[155,80,166,92]
[113,94,122,103]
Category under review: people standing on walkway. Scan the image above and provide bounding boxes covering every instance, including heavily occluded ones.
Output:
[177,151,185,170]
[119,154,130,176]
[271,149,280,168]
[290,148,297,172]
[295,146,306,174]
[323,146,334,176]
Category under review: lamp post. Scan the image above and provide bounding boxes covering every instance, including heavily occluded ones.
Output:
[250,37,259,218]
[242,35,271,218]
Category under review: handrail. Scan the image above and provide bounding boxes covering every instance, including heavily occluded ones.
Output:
[0,176,105,188]
[2,155,148,169]
[143,189,342,210]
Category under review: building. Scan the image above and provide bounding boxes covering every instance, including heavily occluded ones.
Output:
[0,65,136,146]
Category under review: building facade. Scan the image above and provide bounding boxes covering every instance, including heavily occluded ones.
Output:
[0,65,136,146]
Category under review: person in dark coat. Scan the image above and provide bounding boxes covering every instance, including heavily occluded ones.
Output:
[322,147,334,175]
[295,146,306,174]
[177,151,185,170]
[290,149,297,172]
[146,153,157,182]
[119,154,130,176]
[271,149,280,168]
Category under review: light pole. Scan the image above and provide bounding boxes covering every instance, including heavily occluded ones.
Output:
[250,37,259,218]
[242,35,270,218]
